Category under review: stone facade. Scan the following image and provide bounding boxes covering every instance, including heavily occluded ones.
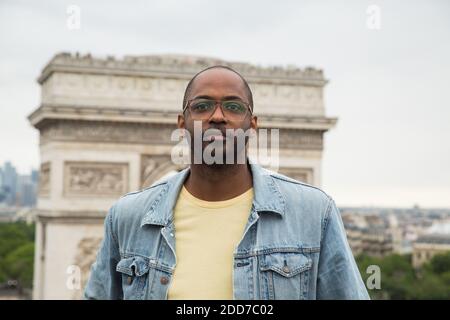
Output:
[412,234,450,268]
[29,52,337,299]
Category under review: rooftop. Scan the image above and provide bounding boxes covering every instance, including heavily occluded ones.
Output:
[38,52,327,86]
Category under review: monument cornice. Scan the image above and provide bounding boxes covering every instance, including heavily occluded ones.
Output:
[38,52,328,87]
[28,104,337,131]
[36,210,106,224]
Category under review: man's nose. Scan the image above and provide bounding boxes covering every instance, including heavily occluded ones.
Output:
[209,103,227,123]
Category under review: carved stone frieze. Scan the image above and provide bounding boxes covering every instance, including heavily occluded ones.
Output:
[64,162,128,197]
[38,162,51,197]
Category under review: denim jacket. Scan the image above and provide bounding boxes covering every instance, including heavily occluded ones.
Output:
[84,163,370,300]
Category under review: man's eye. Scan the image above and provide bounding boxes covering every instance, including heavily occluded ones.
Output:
[224,102,245,113]
[192,102,213,111]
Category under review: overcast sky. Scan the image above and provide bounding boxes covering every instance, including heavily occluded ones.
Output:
[1,0,449,208]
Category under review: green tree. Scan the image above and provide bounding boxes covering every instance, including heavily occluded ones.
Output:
[3,242,35,289]
[0,222,36,288]
[0,223,30,257]
[356,251,450,300]
[428,251,450,275]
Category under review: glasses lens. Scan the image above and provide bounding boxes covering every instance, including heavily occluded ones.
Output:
[188,99,249,120]
[190,100,215,115]
[223,101,247,114]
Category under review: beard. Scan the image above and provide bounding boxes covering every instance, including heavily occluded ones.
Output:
[186,124,252,166]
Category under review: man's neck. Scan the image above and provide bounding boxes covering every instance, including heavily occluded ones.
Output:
[183,162,253,202]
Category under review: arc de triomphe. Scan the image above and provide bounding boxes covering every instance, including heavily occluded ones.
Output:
[28,52,337,299]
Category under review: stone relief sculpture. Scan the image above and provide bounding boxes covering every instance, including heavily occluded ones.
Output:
[141,155,187,188]
[72,237,102,300]
[64,162,128,196]
[38,162,50,196]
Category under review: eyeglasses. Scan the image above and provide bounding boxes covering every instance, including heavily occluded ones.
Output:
[183,98,253,121]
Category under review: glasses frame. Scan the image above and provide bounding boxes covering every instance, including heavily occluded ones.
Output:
[182,98,253,121]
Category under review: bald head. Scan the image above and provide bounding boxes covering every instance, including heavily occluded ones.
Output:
[182,65,253,111]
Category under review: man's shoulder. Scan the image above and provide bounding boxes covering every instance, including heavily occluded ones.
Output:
[259,167,335,222]
[109,176,172,223]
[121,179,168,201]
[264,167,333,203]
[257,166,337,241]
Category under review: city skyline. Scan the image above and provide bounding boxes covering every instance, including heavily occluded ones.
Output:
[0,161,38,208]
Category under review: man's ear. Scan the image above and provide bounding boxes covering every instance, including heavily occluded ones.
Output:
[177,114,185,129]
[250,115,258,131]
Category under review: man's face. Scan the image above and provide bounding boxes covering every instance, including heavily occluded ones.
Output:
[178,68,258,164]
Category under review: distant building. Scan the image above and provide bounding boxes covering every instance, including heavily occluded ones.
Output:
[345,225,393,257]
[0,208,17,223]
[31,169,39,185]
[412,221,450,268]
[342,213,395,257]
[412,234,450,268]
[0,167,5,203]
[15,208,36,224]
[0,162,38,208]
[17,175,37,207]
[2,162,17,206]
[341,207,450,258]
[0,207,35,223]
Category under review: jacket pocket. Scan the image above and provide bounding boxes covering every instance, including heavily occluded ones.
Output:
[116,256,152,300]
[259,252,312,300]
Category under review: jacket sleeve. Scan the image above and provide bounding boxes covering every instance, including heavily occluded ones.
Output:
[83,205,123,299]
[316,199,370,300]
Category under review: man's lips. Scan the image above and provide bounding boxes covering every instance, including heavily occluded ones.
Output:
[204,134,225,142]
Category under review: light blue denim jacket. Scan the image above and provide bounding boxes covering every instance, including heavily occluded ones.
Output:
[84,163,370,300]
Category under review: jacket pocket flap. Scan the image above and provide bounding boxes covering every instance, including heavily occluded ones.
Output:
[260,252,312,278]
[116,256,150,277]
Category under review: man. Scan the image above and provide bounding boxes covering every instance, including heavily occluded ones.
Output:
[84,66,369,300]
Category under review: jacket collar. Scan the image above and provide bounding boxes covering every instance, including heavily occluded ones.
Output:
[140,162,286,228]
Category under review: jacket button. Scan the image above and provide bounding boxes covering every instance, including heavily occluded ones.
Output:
[282,266,290,274]
[160,276,169,285]
[127,276,133,285]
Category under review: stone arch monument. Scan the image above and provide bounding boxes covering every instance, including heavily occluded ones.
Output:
[28,53,336,299]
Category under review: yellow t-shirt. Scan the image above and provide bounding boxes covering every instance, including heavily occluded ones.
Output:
[167,185,254,300]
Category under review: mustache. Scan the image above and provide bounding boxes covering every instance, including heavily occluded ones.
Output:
[201,126,252,138]
[202,127,227,138]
